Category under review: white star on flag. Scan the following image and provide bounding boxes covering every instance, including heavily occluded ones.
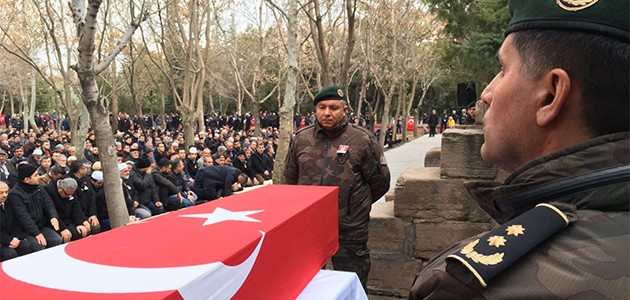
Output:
[181,207,263,226]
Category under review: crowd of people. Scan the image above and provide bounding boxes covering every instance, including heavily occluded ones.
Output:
[0,111,279,261]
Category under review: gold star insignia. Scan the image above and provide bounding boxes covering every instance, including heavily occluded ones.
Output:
[506,225,525,237]
[487,235,507,248]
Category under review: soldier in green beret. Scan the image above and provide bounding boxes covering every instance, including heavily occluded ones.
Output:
[283,85,390,290]
[409,0,629,299]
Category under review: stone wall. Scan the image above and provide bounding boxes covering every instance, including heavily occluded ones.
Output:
[368,127,501,298]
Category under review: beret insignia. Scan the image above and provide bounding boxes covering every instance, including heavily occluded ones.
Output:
[557,0,600,11]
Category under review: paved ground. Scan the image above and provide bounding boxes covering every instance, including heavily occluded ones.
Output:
[377,134,443,203]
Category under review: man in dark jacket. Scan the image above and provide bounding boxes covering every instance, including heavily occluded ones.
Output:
[69,159,99,235]
[44,178,88,242]
[129,156,164,215]
[193,166,243,202]
[248,144,272,182]
[0,181,37,261]
[427,110,439,137]
[283,85,391,289]
[0,149,17,188]
[154,158,194,211]
[408,1,630,299]
[5,163,62,251]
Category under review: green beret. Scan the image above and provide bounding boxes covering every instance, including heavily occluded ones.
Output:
[507,0,629,42]
[314,85,345,105]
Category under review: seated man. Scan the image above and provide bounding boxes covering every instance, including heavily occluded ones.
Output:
[6,163,62,251]
[97,165,150,231]
[154,159,194,211]
[247,143,272,182]
[44,178,89,242]
[69,160,100,235]
[0,181,37,261]
[129,156,164,215]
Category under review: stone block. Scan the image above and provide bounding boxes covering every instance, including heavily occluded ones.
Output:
[369,201,415,256]
[393,168,492,223]
[368,252,421,297]
[423,147,441,168]
[440,128,497,179]
[414,221,493,259]
[385,189,396,202]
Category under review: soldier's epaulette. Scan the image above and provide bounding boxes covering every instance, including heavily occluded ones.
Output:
[294,124,315,137]
[446,203,570,288]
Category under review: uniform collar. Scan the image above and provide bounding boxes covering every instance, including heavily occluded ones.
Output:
[466,132,630,223]
[314,117,349,139]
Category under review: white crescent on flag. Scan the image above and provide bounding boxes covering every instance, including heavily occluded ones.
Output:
[1,230,265,299]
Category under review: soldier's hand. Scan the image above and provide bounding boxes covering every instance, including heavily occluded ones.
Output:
[60,229,72,243]
[50,218,60,231]
[35,233,47,247]
[9,237,20,249]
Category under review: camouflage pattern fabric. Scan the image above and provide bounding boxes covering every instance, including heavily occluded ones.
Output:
[283,119,390,242]
[409,132,630,300]
[331,240,371,291]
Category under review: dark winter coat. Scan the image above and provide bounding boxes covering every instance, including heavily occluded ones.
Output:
[6,182,59,238]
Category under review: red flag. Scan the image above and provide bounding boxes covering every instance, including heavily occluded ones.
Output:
[0,185,339,299]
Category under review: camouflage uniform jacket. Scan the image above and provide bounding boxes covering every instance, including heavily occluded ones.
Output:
[409,132,630,300]
[283,119,390,242]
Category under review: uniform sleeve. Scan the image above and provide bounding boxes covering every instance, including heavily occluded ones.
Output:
[408,263,484,300]
[282,137,298,184]
[361,136,390,202]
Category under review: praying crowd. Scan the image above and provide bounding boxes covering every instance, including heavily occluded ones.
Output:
[0,111,279,261]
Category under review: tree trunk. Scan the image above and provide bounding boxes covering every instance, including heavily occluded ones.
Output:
[160,84,166,129]
[28,73,39,134]
[273,0,298,184]
[19,82,29,132]
[110,60,119,132]
[310,0,331,87]
[394,82,404,141]
[80,72,129,228]
[183,113,195,148]
[414,107,420,138]
[73,103,90,160]
[196,88,205,133]
[9,91,14,116]
[379,83,396,147]
[252,99,262,136]
[356,68,368,124]
[339,0,357,89]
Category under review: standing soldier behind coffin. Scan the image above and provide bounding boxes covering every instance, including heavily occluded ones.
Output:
[283,85,391,290]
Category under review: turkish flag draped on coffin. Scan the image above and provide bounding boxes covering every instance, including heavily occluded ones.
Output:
[0,185,339,299]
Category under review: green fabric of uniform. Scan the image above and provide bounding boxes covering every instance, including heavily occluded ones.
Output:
[507,0,629,42]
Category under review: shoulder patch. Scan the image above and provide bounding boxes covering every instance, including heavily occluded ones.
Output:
[446,203,570,288]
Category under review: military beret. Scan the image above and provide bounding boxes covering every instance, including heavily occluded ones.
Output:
[507,0,629,42]
[313,85,345,105]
